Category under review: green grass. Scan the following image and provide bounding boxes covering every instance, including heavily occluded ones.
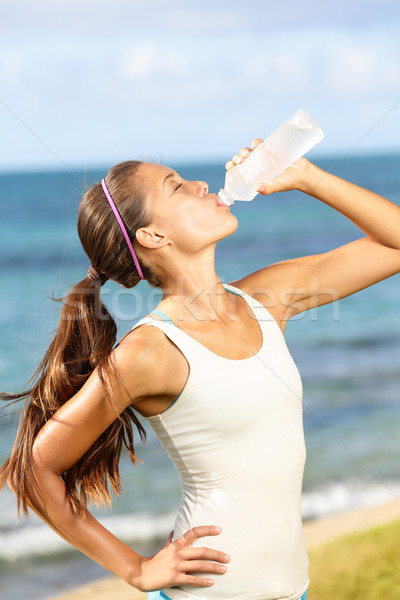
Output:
[308,518,400,599]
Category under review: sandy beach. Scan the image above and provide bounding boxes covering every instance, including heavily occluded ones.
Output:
[44,498,400,600]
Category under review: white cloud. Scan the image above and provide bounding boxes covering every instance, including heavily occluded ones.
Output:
[137,75,227,106]
[242,53,308,94]
[325,45,400,96]
[1,0,400,38]
[0,52,25,86]
[119,42,188,82]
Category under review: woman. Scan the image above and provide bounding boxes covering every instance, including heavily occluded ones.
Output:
[1,139,400,600]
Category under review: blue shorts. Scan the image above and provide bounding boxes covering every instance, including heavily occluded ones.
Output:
[147,588,308,600]
[147,592,172,600]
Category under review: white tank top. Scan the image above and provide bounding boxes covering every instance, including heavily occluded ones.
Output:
[131,284,309,600]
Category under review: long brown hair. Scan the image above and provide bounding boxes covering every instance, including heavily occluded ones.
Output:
[0,160,159,516]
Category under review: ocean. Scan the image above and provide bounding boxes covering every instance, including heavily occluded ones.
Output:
[1,153,399,599]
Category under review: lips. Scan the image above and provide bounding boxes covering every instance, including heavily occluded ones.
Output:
[215,194,228,207]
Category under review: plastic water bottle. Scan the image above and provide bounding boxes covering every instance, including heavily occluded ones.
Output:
[218,109,324,206]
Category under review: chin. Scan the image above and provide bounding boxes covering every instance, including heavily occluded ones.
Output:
[220,214,239,240]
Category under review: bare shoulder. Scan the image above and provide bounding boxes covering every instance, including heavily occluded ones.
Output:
[114,322,187,402]
[227,262,302,332]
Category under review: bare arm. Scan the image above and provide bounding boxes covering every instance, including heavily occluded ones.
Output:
[18,328,229,592]
[227,143,400,326]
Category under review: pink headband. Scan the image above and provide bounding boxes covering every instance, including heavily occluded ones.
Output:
[101,178,145,281]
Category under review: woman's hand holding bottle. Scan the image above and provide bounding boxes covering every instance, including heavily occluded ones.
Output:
[131,526,230,592]
[225,139,315,196]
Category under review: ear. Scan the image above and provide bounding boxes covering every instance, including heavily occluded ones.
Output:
[135,227,171,249]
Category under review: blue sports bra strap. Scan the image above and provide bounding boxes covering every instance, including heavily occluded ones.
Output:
[149,309,177,328]
[223,284,243,297]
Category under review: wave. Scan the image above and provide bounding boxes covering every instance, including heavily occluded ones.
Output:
[0,510,175,563]
[301,477,400,520]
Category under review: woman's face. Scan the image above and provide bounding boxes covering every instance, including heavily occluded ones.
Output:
[137,162,238,253]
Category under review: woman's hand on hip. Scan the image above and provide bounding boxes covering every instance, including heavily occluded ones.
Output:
[131,526,230,592]
[225,138,315,195]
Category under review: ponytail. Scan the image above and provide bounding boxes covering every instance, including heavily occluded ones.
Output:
[0,274,146,516]
[1,160,154,516]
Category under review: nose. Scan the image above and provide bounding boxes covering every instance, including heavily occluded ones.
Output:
[197,181,208,197]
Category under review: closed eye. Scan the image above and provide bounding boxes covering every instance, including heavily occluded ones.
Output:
[175,183,183,191]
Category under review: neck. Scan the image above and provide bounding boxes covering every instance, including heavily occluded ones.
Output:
[160,263,235,325]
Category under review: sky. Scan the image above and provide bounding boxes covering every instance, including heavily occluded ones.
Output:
[0,0,400,172]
